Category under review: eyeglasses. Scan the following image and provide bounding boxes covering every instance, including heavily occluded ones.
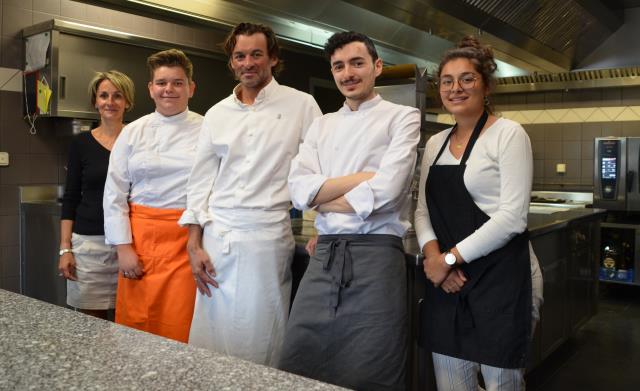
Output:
[438,74,479,91]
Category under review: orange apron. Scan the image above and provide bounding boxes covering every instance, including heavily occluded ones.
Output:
[115,203,196,342]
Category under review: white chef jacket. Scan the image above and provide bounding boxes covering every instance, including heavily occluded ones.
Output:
[103,109,203,245]
[178,79,322,227]
[414,117,533,262]
[288,95,420,236]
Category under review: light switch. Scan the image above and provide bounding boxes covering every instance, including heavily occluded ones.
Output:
[0,152,9,166]
[556,163,566,174]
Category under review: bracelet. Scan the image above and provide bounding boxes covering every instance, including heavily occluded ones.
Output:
[59,248,72,256]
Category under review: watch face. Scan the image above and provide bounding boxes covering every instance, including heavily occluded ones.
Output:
[445,253,456,265]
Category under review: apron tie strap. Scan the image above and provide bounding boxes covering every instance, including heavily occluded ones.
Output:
[324,238,354,310]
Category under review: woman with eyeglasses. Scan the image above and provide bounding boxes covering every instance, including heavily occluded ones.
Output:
[414,36,543,390]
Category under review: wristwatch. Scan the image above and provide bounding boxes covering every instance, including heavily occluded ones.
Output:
[59,248,72,256]
[444,251,457,266]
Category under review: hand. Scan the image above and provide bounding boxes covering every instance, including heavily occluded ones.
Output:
[440,268,467,294]
[58,252,77,281]
[188,244,218,297]
[423,252,451,287]
[305,236,318,256]
[117,244,143,279]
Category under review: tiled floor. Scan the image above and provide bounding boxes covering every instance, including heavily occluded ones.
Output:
[527,283,640,391]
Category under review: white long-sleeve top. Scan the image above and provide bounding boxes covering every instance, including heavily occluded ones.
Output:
[103,109,203,245]
[178,79,322,227]
[415,117,533,262]
[289,95,420,236]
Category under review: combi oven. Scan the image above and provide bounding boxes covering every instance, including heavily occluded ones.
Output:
[594,137,640,211]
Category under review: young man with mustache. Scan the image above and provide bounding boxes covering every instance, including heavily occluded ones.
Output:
[179,22,321,366]
[279,31,421,391]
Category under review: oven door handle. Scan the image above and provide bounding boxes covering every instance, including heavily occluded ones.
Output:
[628,170,635,192]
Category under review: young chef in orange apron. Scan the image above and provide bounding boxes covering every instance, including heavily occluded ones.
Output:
[103,49,202,342]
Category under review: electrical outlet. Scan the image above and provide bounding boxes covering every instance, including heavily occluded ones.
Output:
[0,152,9,166]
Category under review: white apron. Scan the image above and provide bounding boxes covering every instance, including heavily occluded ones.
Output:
[188,209,294,366]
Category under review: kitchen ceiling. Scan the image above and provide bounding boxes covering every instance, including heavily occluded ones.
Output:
[84,0,638,76]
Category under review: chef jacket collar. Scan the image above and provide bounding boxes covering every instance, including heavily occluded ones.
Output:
[152,107,190,123]
[339,94,382,114]
[232,78,279,107]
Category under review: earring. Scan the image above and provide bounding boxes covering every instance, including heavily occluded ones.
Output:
[484,96,490,106]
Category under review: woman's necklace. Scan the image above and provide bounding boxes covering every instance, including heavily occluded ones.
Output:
[452,131,466,148]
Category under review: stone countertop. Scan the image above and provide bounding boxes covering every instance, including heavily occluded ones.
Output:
[0,290,346,391]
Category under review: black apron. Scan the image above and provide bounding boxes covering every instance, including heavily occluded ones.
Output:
[420,111,532,369]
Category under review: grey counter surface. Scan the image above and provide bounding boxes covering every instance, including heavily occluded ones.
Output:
[527,207,607,237]
[0,289,346,390]
[293,208,608,248]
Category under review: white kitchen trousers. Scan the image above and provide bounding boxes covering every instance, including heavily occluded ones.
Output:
[188,216,294,367]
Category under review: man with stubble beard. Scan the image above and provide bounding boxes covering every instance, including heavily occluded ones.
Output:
[178,23,321,366]
[279,31,420,390]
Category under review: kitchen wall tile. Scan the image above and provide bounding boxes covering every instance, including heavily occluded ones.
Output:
[544,141,562,159]
[508,93,527,110]
[524,123,544,141]
[601,88,622,107]
[0,121,31,154]
[1,244,19,277]
[4,0,33,10]
[1,35,24,69]
[60,0,85,20]
[0,185,19,215]
[2,5,33,38]
[531,140,544,160]
[526,92,545,110]
[544,124,563,141]
[562,141,581,161]
[0,153,28,185]
[29,127,65,154]
[28,153,59,184]
[601,122,622,137]
[58,152,67,185]
[544,91,563,107]
[563,89,601,108]
[581,159,594,180]
[562,123,581,141]
[33,0,60,15]
[534,159,544,179]
[580,176,594,186]
[0,214,19,246]
[491,94,509,108]
[581,140,594,159]
[622,87,640,106]
[622,121,640,137]
[563,159,580,178]
[1,275,20,293]
[544,159,563,178]
[582,122,602,140]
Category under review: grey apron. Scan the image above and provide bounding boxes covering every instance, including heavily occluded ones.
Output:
[279,234,408,391]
